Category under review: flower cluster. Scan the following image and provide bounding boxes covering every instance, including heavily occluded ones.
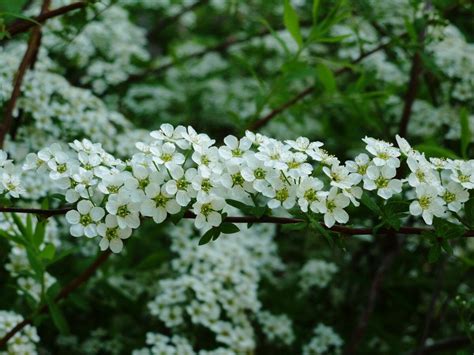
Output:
[0,150,24,198]
[0,311,39,355]
[299,259,338,292]
[302,323,343,355]
[135,222,288,354]
[5,124,470,253]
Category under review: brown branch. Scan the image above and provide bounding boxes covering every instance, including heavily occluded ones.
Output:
[0,250,112,349]
[0,0,51,148]
[1,205,474,237]
[410,336,471,354]
[154,0,209,32]
[343,237,400,354]
[5,2,87,38]
[248,35,405,131]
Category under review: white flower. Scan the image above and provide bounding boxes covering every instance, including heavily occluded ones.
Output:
[97,214,132,253]
[255,140,289,170]
[283,152,313,179]
[407,156,439,187]
[323,164,361,189]
[181,126,215,150]
[363,165,402,199]
[141,184,181,223]
[150,123,188,149]
[265,178,296,210]
[307,147,340,166]
[409,184,445,225]
[221,164,253,198]
[346,153,370,177]
[66,200,105,237]
[218,135,252,164]
[241,155,277,196]
[363,136,400,168]
[192,146,222,177]
[450,161,474,189]
[285,137,323,153]
[439,181,469,212]
[192,196,226,230]
[316,187,350,227]
[2,172,24,198]
[106,192,141,229]
[296,177,326,213]
[164,166,197,207]
[150,142,185,170]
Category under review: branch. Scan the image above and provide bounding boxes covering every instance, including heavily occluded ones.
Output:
[5,2,87,38]
[343,237,400,354]
[248,36,405,131]
[410,336,471,354]
[0,0,51,148]
[0,250,112,349]
[1,206,474,237]
[153,0,209,32]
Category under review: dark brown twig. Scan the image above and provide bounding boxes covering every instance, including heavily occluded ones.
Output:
[5,1,87,38]
[0,250,112,349]
[248,35,405,131]
[1,206,474,237]
[0,0,51,148]
[343,237,400,354]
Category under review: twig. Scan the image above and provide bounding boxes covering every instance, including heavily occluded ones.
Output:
[415,262,446,354]
[343,237,400,354]
[409,336,471,354]
[154,0,208,32]
[0,0,51,148]
[1,205,474,237]
[5,2,87,38]
[0,250,112,349]
[248,36,405,131]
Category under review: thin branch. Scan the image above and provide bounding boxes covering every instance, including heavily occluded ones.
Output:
[410,336,471,354]
[248,36,405,131]
[5,2,87,38]
[343,237,400,354]
[0,250,112,349]
[154,0,208,32]
[0,0,51,148]
[1,205,474,237]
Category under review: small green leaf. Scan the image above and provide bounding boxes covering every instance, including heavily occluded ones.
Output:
[283,0,303,47]
[428,244,441,263]
[198,228,218,245]
[312,0,320,24]
[316,63,336,94]
[40,244,56,261]
[460,107,471,158]
[46,296,69,335]
[33,219,47,249]
[282,222,308,232]
[361,192,382,215]
[220,223,240,235]
[415,144,459,159]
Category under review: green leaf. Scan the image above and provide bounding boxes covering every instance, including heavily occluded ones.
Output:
[361,192,382,215]
[46,296,69,335]
[283,0,303,47]
[40,243,56,261]
[282,222,308,232]
[415,144,459,159]
[33,219,47,249]
[11,213,27,238]
[198,228,218,245]
[312,0,320,24]
[460,107,471,158]
[316,63,336,94]
[433,218,465,240]
[220,223,240,235]
[428,244,441,263]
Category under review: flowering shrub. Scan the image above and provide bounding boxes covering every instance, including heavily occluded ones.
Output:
[0,0,473,354]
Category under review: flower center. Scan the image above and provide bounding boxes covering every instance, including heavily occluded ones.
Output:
[57,163,67,173]
[200,203,213,217]
[201,179,212,192]
[231,148,243,157]
[357,165,368,175]
[377,152,389,160]
[254,168,266,179]
[108,185,120,193]
[419,196,431,209]
[138,177,149,190]
[231,172,244,187]
[415,170,425,182]
[117,205,130,217]
[153,194,169,207]
[80,214,92,226]
[287,161,301,169]
[161,153,173,162]
[443,191,456,204]
[375,176,389,188]
[459,174,469,183]
[201,155,210,165]
[177,178,189,190]
[84,163,93,170]
[275,188,289,202]
[304,188,318,202]
[106,227,119,240]
[327,200,336,212]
